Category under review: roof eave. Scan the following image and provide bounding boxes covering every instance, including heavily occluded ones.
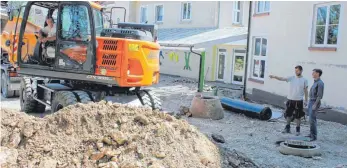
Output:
[159,33,248,48]
[194,34,248,48]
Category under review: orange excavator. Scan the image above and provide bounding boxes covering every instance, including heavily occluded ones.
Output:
[1,1,161,112]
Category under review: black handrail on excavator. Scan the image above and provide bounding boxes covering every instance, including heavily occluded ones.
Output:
[104,7,126,27]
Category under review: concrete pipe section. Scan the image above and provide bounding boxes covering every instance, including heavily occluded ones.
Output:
[190,93,224,120]
[279,140,321,158]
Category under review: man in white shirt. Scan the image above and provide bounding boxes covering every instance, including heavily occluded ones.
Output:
[269,65,308,136]
[38,16,56,43]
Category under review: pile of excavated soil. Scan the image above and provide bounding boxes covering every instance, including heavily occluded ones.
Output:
[1,101,221,168]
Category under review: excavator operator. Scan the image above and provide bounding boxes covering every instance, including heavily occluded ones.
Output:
[33,15,57,65]
[38,16,56,43]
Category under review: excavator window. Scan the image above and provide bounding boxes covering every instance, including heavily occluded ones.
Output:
[20,4,51,64]
[93,8,103,36]
[55,3,94,72]
[60,5,91,42]
[52,10,57,23]
[29,5,48,28]
[17,2,95,74]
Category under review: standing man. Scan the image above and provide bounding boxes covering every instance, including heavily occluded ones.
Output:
[269,65,308,136]
[307,69,324,141]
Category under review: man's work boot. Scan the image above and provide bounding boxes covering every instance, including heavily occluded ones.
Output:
[295,127,300,136]
[282,124,291,134]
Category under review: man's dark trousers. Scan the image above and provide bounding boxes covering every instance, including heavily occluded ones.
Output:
[308,100,319,140]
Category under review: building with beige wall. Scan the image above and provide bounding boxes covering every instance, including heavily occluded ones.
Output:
[121,1,250,85]
[246,1,347,113]
[107,1,250,28]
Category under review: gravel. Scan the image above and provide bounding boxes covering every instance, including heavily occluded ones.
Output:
[1,75,346,168]
[154,76,347,168]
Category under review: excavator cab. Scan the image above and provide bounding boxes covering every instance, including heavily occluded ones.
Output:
[5,1,162,113]
[15,1,159,86]
[17,2,96,74]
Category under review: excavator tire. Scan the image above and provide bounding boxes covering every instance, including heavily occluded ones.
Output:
[20,77,45,113]
[137,90,162,110]
[73,90,92,103]
[1,71,15,98]
[51,91,77,113]
[36,103,46,113]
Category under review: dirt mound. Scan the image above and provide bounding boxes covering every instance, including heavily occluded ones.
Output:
[1,101,221,168]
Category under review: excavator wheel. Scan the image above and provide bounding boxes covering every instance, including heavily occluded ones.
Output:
[136,90,162,110]
[36,103,46,113]
[73,90,93,103]
[51,91,78,113]
[1,71,15,98]
[20,77,46,113]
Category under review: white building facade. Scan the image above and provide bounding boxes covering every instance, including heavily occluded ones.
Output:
[129,1,250,85]
[246,1,347,111]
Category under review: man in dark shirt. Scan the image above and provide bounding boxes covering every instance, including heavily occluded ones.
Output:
[307,69,324,141]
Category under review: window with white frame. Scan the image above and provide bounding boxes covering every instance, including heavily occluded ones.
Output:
[140,6,147,23]
[155,5,164,22]
[233,1,242,24]
[312,3,341,46]
[182,2,192,20]
[255,1,270,14]
[251,37,267,80]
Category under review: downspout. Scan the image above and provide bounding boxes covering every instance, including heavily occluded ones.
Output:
[243,1,252,100]
[217,1,220,28]
[190,46,205,92]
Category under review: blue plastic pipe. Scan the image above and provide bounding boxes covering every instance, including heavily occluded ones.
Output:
[220,97,272,120]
